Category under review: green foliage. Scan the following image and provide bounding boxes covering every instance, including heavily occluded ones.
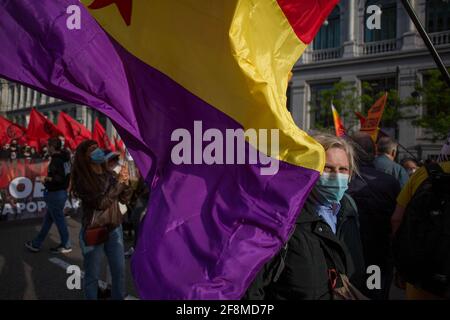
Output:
[309,81,404,135]
[405,69,450,141]
[309,82,359,131]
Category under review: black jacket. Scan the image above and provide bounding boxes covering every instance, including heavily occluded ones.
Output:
[245,195,365,300]
[45,150,71,192]
[347,162,400,298]
[347,164,400,266]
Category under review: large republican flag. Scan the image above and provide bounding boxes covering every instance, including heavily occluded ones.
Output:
[0,0,337,299]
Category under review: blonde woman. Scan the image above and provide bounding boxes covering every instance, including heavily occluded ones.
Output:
[246,134,365,300]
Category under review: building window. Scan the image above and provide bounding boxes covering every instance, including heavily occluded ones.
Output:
[364,0,396,42]
[362,76,397,112]
[9,85,14,109]
[313,6,341,50]
[16,85,22,109]
[34,91,42,107]
[286,82,292,113]
[426,0,450,33]
[309,83,336,129]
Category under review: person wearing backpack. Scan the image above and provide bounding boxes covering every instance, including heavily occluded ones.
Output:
[245,134,365,300]
[25,137,72,253]
[392,137,450,299]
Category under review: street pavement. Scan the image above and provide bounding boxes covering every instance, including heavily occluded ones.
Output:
[0,214,138,300]
[0,214,405,300]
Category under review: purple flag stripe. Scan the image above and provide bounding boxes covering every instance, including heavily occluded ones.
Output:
[0,0,320,299]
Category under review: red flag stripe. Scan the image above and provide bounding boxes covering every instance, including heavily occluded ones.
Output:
[276,0,340,44]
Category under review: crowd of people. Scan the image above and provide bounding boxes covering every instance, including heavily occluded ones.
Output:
[10,130,450,300]
[0,139,49,160]
[21,137,149,300]
[245,132,450,300]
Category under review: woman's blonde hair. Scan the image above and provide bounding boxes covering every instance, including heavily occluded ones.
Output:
[312,133,358,177]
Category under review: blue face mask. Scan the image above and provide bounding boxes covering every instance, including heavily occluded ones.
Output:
[90,148,105,164]
[314,172,350,204]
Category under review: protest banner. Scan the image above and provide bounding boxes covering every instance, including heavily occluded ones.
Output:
[0,159,49,221]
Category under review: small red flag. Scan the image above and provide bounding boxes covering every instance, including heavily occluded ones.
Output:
[331,104,346,137]
[360,93,388,142]
[92,118,114,151]
[0,114,27,145]
[354,111,367,127]
[57,111,92,150]
[27,108,63,150]
[114,136,125,156]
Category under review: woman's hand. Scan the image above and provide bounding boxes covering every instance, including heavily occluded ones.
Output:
[118,164,130,185]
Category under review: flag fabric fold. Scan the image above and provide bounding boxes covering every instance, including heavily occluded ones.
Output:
[0,0,338,299]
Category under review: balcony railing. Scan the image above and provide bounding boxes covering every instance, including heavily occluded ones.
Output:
[312,47,343,62]
[362,39,397,55]
[430,30,450,46]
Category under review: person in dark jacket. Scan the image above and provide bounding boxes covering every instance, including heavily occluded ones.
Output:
[25,137,72,253]
[0,143,11,159]
[347,132,401,299]
[245,133,365,300]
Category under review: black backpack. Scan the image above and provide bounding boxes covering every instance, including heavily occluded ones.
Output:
[392,163,450,298]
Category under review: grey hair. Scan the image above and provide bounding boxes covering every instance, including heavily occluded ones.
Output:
[377,136,398,155]
[312,133,358,177]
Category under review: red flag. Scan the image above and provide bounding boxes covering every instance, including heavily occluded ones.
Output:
[360,93,388,142]
[354,111,367,127]
[92,118,114,150]
[331,104,346,137]
[0,115,27,145]
[57,111,92,150]
[114,136,125,156]
[27,108,63,149]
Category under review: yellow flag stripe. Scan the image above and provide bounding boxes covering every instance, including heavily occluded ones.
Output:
[83,0,324,172]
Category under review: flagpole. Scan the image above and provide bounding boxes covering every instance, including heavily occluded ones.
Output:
[401,0,450,87]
